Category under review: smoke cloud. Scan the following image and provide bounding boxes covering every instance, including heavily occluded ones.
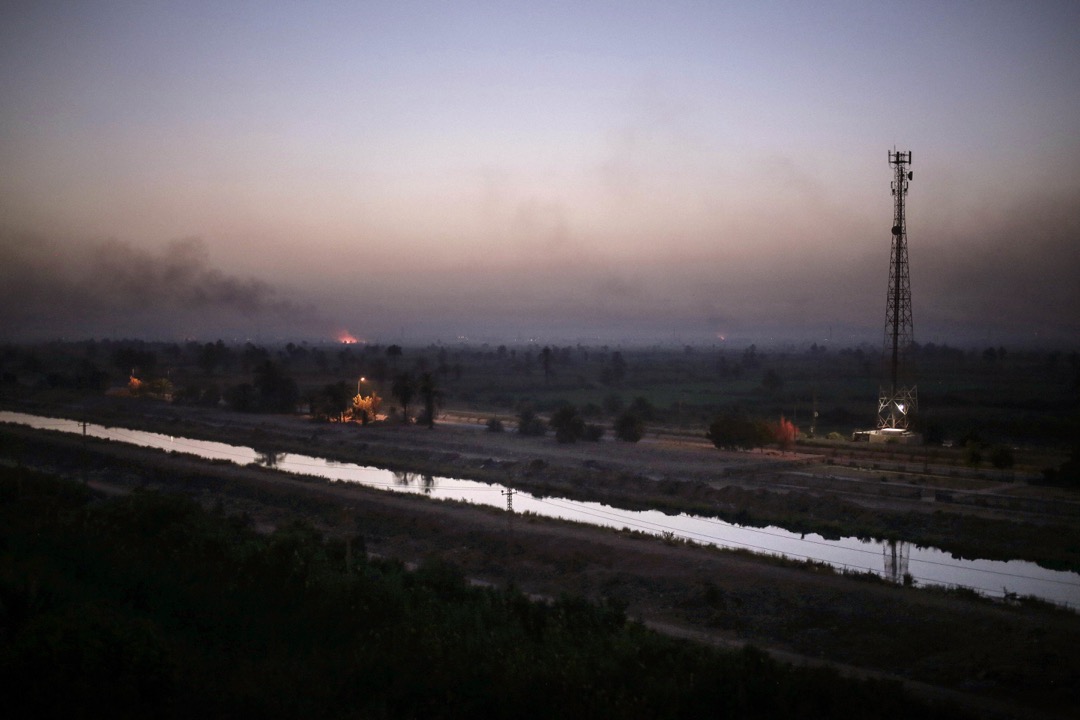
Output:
[0,233,322,340]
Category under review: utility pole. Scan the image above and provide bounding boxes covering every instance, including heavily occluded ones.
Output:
[501,487,516,586]
[878,150,917,430]
[80,419,89,484]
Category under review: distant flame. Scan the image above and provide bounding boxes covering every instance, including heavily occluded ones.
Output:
[338,331,359,344]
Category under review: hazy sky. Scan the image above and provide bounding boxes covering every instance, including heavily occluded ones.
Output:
[2,1,1078,345]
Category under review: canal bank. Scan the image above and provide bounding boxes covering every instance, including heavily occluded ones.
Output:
[3,410,1077,608]
[1,416,1078,718]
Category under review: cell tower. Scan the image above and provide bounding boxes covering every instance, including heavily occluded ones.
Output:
[878,150,917,430]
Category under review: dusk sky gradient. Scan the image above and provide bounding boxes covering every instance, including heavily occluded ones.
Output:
[2,1,1078,345]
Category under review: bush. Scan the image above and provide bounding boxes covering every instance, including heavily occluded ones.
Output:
[517,407,546,436]
[707,413,770,451]
[550,405,586,443]
[583,424,605,442]
[486,417,505,433]
[962,440,982,467]
[989,444,1014,470]
[614,412,645,443]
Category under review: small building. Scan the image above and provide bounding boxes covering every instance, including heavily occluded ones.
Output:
[851,428,922,445]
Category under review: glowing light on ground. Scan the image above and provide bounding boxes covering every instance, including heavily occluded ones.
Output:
[337,331,359,344]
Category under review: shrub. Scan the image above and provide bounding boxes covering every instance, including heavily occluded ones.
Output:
[707,413,770,451]
[517,407,546,437]
[614,412,645,443]
[550,405,586,444]
[962,440,982,467]
[989,444,1014,470]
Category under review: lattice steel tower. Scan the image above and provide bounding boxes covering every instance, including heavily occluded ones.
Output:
[878,150,917,429]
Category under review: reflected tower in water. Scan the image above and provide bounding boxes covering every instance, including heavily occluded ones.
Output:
[883,539,910,583]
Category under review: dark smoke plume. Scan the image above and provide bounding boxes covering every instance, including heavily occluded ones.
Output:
[0,233,321,340]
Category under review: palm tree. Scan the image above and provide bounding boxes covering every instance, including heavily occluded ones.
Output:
[391,372,415,424]
[418,371,440,429]
[540,346,553,383]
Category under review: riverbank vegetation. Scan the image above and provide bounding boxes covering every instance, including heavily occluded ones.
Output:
[0,466,964,719]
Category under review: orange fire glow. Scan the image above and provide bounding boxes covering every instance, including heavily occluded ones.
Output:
[773,415,798,448]
[338,331,359,344]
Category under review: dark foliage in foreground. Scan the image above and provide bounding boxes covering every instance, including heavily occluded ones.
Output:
[0,468,963,719]
[1038,444,1080,488]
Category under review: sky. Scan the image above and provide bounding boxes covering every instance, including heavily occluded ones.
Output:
[1,1,1078,346]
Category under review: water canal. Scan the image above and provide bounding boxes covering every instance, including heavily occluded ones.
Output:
[3,410,1078,609]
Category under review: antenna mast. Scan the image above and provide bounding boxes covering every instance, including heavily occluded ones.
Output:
[878,150,917,429]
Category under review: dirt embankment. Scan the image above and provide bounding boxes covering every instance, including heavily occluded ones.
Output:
[2,409,1079,719]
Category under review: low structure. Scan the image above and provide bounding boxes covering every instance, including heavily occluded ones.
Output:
[852,428,923,445]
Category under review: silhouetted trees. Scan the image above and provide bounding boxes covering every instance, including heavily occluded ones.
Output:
[549,405,586,443]
[628,396,656,422]
[386,344,403,369]
[1039,445,1080,488]
[517,406,546,436]
[540,346,554,383]
[614,411,645,443]
[197,340,231,375]
[707,413,771,451]
[989,444,1015,470]
[600,351,627,385]
[111,344,157,377]
[252,360,299,413]
[391,372,415,423]
[418,371,440,428]
[313,380,353,421]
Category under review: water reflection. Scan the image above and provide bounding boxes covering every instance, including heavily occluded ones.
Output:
[2,410,1078,609]
[883,540,910,584]
[392,471,436,494]
[255,450,285,469]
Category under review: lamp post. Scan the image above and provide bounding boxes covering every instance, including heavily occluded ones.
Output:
[355,377,374,425]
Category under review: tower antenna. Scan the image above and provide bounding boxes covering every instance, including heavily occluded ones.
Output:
[878,150,917,430]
